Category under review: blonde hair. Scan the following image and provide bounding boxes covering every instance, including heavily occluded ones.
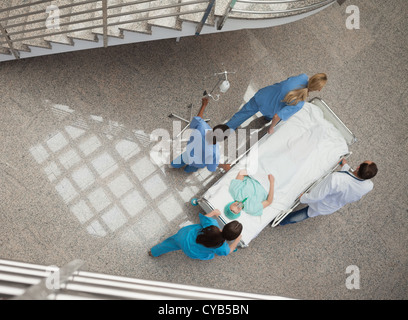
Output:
[283,73,328,106]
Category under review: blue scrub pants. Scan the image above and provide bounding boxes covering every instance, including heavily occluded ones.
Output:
[226,97,271,130]
[279,206,310,225]
[151,234,181,257]
[171,153,199,173]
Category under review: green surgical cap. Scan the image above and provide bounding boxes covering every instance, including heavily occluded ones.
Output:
[224,201,241,220]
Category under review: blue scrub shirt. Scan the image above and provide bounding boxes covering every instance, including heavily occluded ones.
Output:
[180,214,230,260]
[184,117,220,172]
[151,213,230,260]
[254,73,309,120]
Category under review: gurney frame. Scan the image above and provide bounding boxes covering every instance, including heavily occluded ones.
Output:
[197,97,357,246]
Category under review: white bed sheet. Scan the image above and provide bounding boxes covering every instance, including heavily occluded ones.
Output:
[202,102,349,245]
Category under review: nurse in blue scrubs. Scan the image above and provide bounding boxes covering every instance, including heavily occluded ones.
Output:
[225,73,328,133]
[149,209,242,260]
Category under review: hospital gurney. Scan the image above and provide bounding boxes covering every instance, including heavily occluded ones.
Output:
[197,98,357,247]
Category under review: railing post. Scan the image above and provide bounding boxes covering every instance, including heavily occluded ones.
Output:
[195,0,216,36]
[102,0,108,48]
[217,0,237,30]
[0,22,19,59]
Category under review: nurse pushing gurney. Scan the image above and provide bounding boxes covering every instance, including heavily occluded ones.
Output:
[149,209,242,260]
[223,73,328,134]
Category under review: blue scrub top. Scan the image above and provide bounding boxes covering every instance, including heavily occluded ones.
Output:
[185,117,220,172]
[178,213,230,260]
[254,73,309,121]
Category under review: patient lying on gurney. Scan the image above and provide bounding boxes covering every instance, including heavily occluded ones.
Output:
[224,169,275,219]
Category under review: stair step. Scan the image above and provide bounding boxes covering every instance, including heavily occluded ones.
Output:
[0,1,11,53]
[0,46,11,55]
[92,0,124,38]
[147,0,182,31]
[20,1,52,49]
[66,1,98,42]
[44,0,74,45]
[3,0,31,52]
[179,0,214,26]
[229,1,293,19]
[118,0,151,35]
[214,0,230,17]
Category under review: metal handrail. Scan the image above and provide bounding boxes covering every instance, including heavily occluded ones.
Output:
[0,0,338,60]
[217,0,335,28]
[0,0,211,54]
[0,10,207,45]
[0,0,102,21]
[0,0,208,39]
[2,0,207,30]
[0,258,289,299]
[231,0,336,15]
[0,0,49,14]
[238,0,305,3]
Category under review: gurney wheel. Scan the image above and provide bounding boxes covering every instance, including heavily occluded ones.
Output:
[191,198,198,206]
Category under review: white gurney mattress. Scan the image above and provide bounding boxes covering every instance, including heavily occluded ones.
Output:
[202,102,349,245]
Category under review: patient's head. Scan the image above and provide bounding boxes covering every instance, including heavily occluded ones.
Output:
[224,201,242,220]
[230,202,242,214]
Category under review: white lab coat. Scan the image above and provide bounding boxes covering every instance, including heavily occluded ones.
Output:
[300,164,374,217]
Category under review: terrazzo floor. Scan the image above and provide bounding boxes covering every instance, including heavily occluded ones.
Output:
[0,0,407,299]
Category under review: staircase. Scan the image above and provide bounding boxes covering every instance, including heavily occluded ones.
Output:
[0,0,338,62]
[0,258,291,299]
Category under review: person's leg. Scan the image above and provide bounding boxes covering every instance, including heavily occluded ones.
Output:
[171,152,186,169]
[150,234,181,257]
[279,206,310,226]
[225,97,259,130]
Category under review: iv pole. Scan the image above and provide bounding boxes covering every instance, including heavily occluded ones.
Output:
[168,68,235,138]
[168,91,211,139]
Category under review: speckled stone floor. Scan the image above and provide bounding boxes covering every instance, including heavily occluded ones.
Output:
[0,0,407,299]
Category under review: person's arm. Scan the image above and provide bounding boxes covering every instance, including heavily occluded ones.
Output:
[218,163,231,172]
[262,174,275,208]
[205,209,221,218]
[197,96,209,119]
[228,235,242,253]
[338,158,350,171]
[235,169,248,181]
[267,114,280,134]
[199,210,221,228]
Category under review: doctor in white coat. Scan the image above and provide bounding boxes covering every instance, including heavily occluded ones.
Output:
[279,159,378,225]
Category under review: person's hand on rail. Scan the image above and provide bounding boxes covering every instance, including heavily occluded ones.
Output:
[219,163,231,172]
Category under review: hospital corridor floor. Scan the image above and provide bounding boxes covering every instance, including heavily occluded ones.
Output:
[0,0,407,300]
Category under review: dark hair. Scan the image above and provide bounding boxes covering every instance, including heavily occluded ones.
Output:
[222,221,243,241]
[196,225,225,248]
[357,162,378,180]
[210,124,230,145]
[196,221,243,248]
